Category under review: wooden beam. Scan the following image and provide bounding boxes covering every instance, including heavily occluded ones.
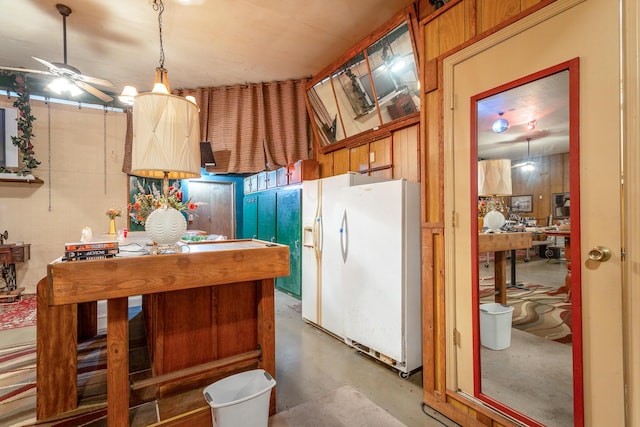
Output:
[131,350,261,391]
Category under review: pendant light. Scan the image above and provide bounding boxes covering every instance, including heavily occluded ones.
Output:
[492,112,510,133]
[129,0,202,252]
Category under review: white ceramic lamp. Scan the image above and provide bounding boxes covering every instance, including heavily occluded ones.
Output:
[478,159,512,232]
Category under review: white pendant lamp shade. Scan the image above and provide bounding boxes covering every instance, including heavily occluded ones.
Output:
[478,159,512,197]
[131,92,202,180]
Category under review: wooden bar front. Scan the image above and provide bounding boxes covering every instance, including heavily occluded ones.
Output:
[37,239,289,426]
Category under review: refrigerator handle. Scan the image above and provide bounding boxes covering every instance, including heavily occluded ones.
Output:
[340,209,348,263]
[315,217,323,252]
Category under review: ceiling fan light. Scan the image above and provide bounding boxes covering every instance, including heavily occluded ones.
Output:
[523,163,535,172]
[119,85,138,105]
[68,84,83,97]
[46,77,68,94]
[152,82,170,94]
[47,77,82,97]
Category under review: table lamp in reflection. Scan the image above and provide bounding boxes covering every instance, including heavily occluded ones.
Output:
[478,159,512,233]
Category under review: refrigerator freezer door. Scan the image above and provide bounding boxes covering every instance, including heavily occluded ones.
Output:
[342,180,405,361]
[301,173,391,338]
[301,179,320,324]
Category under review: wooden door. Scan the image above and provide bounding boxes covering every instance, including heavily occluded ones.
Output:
[188,181,235,239]
[443,2,624,426]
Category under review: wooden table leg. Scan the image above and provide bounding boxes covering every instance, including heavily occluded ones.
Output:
[77,301,97,340]
[107,297,129,426]
[549,237,572,302]
[494,251,507,305]
[36,277,78,419]
[256,278,276,416]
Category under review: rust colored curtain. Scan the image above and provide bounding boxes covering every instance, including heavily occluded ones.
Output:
[176,78,310,173]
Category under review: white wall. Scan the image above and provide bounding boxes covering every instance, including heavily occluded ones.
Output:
[0,98,128,294]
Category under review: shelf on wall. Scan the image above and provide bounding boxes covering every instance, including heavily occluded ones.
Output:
[0,173,44,184]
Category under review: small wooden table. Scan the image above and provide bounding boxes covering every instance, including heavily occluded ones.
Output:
[545,230,572,302]
[37,237,289,426]
[0,243,30,301]
[478,232,532,304]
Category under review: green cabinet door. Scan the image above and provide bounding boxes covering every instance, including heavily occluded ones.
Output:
[242,195,258,239]
[275,189,302,299]
[257,191,277,242]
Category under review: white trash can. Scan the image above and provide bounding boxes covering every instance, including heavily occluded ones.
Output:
[479,303,514,350]
[203,369,276,427]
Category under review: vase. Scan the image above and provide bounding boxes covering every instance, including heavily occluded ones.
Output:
[145,206,187,247]
[109,218,117,235]
[478,216,484,232]
[483,209,506,232]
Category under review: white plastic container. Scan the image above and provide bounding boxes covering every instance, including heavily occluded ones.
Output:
[203,369,276,427]
[479,303,514,350]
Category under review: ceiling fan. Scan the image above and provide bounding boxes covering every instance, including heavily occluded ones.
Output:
[0,4,115,103]
[512,137,536,171]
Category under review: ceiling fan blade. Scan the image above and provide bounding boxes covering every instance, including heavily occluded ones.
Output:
[74,74,115,88]
[32,56,58,72]
[512,161,534,169]
[0,65,53,76]
[74,80,114,103]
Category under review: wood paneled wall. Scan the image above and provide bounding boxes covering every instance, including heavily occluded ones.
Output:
[418,1,553,426]
[511,153,570,224]
[316,125,420,182]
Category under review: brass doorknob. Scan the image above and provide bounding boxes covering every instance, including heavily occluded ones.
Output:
[588,246,611,262]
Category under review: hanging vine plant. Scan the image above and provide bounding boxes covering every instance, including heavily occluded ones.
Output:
[0,71,40,175]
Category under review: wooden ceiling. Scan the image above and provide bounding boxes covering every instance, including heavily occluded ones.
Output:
[0,0,415,103]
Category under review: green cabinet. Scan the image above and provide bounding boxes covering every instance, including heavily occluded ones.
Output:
[242,194,258,239]
[275,189,301,298]
[257,191,277,242]
[242,187,302,299]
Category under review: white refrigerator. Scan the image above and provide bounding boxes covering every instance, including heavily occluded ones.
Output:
[340,179,422,375]
[301,172,387,339]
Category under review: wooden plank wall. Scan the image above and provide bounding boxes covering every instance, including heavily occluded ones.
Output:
[316,125,420,182]
[418,1,555,426]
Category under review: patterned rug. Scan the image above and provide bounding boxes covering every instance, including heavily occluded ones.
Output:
[0,295,37,332]
[480,281,572,344]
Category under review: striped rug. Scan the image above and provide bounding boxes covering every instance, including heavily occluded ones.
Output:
[0,334,114,427]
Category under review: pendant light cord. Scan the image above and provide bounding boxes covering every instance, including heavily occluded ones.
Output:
[153,0,165,69]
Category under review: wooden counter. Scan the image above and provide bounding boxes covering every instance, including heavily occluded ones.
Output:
[37,238,289,426]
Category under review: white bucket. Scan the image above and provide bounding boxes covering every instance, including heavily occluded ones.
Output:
[479,303,514,350]
[203,369,276,427]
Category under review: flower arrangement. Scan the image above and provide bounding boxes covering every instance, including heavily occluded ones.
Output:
[106,207,122,220]
[478,199,488,217]
[128,180,199,226]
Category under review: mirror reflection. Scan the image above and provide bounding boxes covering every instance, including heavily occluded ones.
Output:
[307,79,344,145]
[306,20,420,147]
[475,69,575,427]
[366,22,420,124]
[333,52,379,138]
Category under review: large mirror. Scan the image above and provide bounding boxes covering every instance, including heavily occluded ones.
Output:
[306,18,420,148]
[472,62,581,427]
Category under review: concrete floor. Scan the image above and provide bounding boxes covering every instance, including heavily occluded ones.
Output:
[273,290,456,427]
